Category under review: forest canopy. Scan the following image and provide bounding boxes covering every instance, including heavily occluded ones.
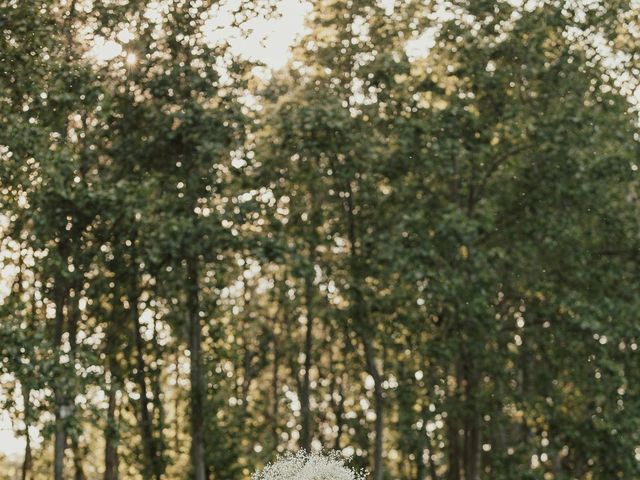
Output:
[1,0,639,479]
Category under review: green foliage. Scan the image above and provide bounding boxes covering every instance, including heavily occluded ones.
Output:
[1,0,639,479]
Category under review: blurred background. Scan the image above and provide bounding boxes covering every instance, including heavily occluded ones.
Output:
[1,0,639,479]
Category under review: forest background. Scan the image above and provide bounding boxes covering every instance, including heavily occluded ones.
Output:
[1,0,640,479]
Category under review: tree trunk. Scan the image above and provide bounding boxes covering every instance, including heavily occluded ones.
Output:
[174,355,182,453]
[271,310,280,449]
[16,257,33,480]
[416,447,426,480]
[104,382,119,480]
[72,437,86,480]
[447,417,461,480]
[21,385,32,480]
[343,182,384,480]
[69,283,84,480]
[463,362,480,480]
[21,431,32,480]
[54,412,66,480]
[463,416,481,480]
[416,408,428,480]
[53,277,68,480]
[330,345,346,451]
[131,287,161,480]
[150,317,166,456]
[300,270,314,451]
[363,338,384,480]
[186,256,206,480]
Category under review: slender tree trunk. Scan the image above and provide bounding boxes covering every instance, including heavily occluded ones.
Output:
[104,304,121,480]
[271,310,280,449]
[416,408,429,480]
[53,277,69,480]
[343,183,384,480]
[520,340,530,443]
[300,270,314,451]
[424,374,440,480]
[333,391,345,451]
[150,317,166,456]
[104,381,119,480]
[463,362,481,480]
[371,369,384,480]
[363,338,384,480]
[447,325,463,480]
[21,430,32,480]
[69,280,84,480]
[131,287,161,480]
[17,261,33,480]
[53,0,80,470]
[330,345,346,451]
[21,385,32,480]
[463,416,481,480]
[54,412,66,480]
[174,355,182,453]
[416,447,426,480]
[447,417,461,480]
[186,256,206,480]
[72,436,86,480]
[300,176,319,451]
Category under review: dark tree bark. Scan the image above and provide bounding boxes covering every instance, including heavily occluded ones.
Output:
[68,280,84,480]
[300,269,314,452]
[17,258,33,480]
[150,316,167,456]
[104,273,125,480]
[53,276,69,480]
[463,416,481,480]
[300,176,320,453]
[270,304,281,448]
[417,449,426,480]
[104,381,119,480]
[21,433,32,480]
[343,181,385,480]
[130,285,162,480]
[462,360,481,480]
[329,342,346,451]
[447,416,461,480]
[363,337,384,480]
[21,385,32,480]
[72,436,86,480]
[53,0,79,472]
[174,355,182,453]
[186,256,206,480]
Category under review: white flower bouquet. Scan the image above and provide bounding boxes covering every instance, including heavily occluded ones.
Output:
[251,450,367,480]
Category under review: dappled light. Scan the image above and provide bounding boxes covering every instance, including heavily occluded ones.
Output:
[1,0,640,479]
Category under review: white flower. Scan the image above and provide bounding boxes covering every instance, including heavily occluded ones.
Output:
[251,450,367,480]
